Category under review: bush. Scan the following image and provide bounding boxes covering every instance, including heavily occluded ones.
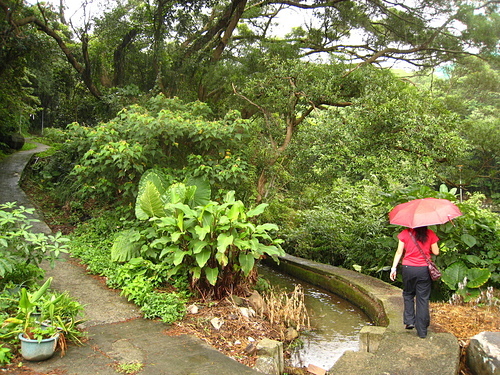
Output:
[33,95,255,208]
[0,202,69,281]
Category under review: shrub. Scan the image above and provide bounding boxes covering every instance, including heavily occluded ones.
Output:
[0,202,69,281]
[111,170,285,299]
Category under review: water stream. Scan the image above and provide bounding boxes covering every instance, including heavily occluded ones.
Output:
[258,264,371,371]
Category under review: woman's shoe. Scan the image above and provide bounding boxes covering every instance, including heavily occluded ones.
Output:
[405,324,415,330]
[417,330,427,338]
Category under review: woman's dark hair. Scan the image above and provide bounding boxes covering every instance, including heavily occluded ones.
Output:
[413,226,429,243]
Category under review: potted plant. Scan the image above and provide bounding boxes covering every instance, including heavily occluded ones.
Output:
[2,277,61,361]
[18,325,60,361]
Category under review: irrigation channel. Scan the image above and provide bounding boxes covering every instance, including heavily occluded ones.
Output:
[257,264,372,370]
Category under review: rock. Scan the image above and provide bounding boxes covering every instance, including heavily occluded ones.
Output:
[285,327,299,341]
[359,325,386,353]
[248,291,267,316]
[0,133,25,150]
[256,338,284,374]
[239,307,255,318]
[186,304,199,314]
[254,356,280,375]
[467,331,500,375]
[210,317,224,330]
[244,342,257,355]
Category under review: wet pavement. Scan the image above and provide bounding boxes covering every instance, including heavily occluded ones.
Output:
[1,143,261,375]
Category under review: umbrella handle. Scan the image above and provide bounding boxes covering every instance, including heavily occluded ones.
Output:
[447,214,456,227]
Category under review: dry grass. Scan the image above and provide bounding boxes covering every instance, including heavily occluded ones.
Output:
[430,296,500,375]
[264,285,310,333]
[164,288,311,368]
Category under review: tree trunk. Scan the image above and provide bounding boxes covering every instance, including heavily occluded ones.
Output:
[113,29,139,87]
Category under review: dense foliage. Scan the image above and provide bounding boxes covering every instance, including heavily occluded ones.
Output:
[117,170,285,299]
[0,202,68,280]
[0,204,84,365]
[28,95,255,205]
[1,1,498,337]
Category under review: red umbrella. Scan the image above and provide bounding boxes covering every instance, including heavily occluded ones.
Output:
[389,198,463,228]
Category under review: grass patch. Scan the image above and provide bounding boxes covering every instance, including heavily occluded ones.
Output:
[20,142,38,151]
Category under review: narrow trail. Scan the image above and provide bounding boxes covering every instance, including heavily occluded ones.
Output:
[1,142,260,375]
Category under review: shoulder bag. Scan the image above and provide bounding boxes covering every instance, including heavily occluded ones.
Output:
[409,231,441,281]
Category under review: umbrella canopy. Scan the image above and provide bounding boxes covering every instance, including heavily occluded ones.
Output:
[389,198,463,228]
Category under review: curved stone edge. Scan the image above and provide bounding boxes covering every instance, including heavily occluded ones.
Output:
[268,254,403,328]
[266,253,461,374]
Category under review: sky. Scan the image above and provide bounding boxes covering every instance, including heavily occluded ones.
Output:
[34,0,306,35]
[30,0,419,71]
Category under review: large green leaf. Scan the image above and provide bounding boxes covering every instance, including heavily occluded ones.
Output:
[136,181,165,219]
[247,203,269,218]
[159,245,180,259]
[227,201,244,221]
[19,288,34,312]
[111,229,142,262]
[256,223,278,232]
[196,249,211,268]
[239,253,255,276]
[194,225,211,241]
[30,277,52,303]
[191,266,201,282]
[173,250,190,266]
[185,177,211,207]
[205,267,219,286]
[137,169,168,197]
[217,233,234,253]
[441,261,468,290]
[191,240,208,254]
[215,251,228,267]
[461,234,477,248]
[466,268,491,288]
[233,238,252,250]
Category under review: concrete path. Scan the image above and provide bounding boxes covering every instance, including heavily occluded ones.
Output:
[1,143,261,375]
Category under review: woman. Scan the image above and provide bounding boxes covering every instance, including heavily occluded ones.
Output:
[390,226,439,338]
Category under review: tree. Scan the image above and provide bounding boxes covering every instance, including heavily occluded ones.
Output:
[3,1,498,102]
[430,58,500,198]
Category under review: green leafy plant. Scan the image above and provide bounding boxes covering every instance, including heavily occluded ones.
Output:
[41,95,253,206]
[139,292,187,323]
[116,361,144,374]
[1,277,85,348]
[0,202,69,279]
[0,344,13,365]
[112,169,285,299]
[441,261,491,302]
[1,277,55,340]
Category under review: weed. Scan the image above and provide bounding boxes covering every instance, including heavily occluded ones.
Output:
[115,361,144,374]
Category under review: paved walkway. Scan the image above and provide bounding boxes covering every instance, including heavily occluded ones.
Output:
[1,143,261,375]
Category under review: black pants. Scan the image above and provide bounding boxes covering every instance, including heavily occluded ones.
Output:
[402,265,432,337]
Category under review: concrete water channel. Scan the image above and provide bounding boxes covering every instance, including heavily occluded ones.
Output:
[267,254,461,374]
[258,265,370,370]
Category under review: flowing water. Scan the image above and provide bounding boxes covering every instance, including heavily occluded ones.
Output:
[258,264,372,371]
